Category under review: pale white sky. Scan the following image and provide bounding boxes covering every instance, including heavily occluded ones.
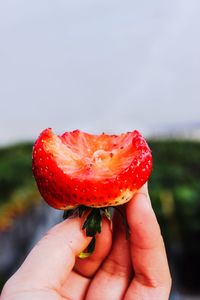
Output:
[0,0,200,144]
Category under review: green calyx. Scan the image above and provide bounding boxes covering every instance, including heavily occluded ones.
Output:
[63,205,129,258]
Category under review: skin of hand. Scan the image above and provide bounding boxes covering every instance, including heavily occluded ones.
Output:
[1,184,171,300]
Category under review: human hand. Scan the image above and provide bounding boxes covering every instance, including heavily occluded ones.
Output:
[1,185,171,300]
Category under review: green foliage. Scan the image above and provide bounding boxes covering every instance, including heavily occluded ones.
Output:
[148,139,200,248]
[0,143,34,203]
[82,208,102,236]
[0,142,40,229]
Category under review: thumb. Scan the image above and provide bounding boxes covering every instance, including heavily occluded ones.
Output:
[7,218,91,291]
[126,183,171,297]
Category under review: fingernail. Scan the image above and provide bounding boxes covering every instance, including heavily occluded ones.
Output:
[140,183,148,193]
[139,183,151,205]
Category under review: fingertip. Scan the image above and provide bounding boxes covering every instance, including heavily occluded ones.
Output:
[47,217,91,255]
[126,186,151,222]
[126,188,160,249]
[139,182,148,193]
[126,183,152,222]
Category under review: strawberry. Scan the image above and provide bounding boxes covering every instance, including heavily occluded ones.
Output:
[32,128,152,256]
[32,128,152,209]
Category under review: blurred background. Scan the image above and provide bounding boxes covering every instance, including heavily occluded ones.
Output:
[0,1,200,299]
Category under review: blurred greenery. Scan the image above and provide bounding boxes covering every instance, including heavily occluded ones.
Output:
[148,140,200,292]
[0,143,33,200]
[0,139,200,292]
[149,140,200,234]
[0,143,40,230]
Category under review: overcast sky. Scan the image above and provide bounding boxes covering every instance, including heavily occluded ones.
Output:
[0,0,200,145]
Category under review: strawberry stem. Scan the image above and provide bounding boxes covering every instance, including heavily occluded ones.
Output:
[82,208,102,236]
[63,205,129,258]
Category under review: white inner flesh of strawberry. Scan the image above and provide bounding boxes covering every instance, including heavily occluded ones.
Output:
[44,131,137,180]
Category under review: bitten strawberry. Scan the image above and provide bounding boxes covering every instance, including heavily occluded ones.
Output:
[32,128,152,210]
[32,128,152,256]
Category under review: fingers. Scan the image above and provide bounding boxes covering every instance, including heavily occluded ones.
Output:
[4,218,91,292]
[86,209,132,300]
[61,218,112,299]
[125,185,171,299]
[60,270,90,300]
[74,218,112,278]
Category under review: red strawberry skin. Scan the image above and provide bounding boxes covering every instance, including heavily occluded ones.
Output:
[32,129,152,209]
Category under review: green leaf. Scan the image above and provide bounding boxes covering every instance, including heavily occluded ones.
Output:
[78,237,96,259]
[78,251,91,259]
[87,236,96,252]
[63,205,89,220]
[82,208,102,237]
[101,207,113,221]
[63,209,74,220]
[78,205,88,217]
